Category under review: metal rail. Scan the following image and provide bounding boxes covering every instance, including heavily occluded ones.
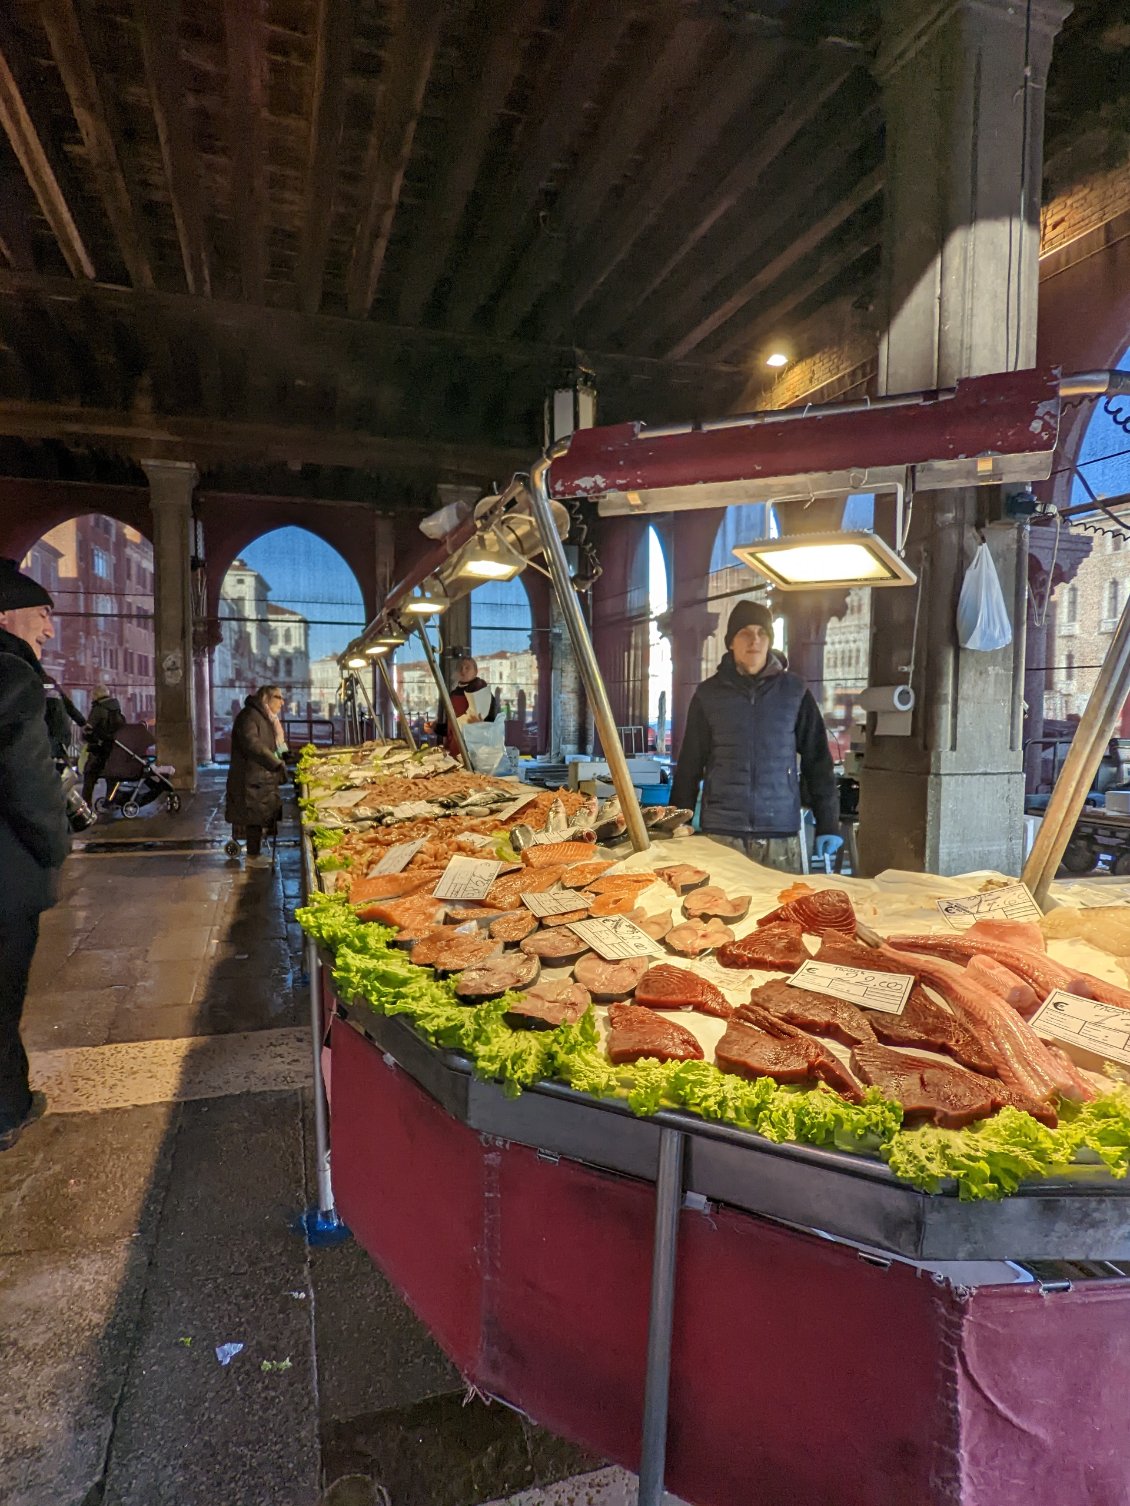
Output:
[298,814,343,1240]
[415,621,473,769]
[639,1128,686,1506]
[1023,585,1130,904]
[376,654,417,751]
[529,449,650,852]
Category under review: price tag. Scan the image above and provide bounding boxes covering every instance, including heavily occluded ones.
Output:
[433,856,503,902]
[567,916,662,960]
[936,882,1042,930]
[494,794,539,825]
[521,889,589,918]
[789,959,914,1016]
[371,839,426,876]
[1030,988,1130,1067]
[389,801,436,820]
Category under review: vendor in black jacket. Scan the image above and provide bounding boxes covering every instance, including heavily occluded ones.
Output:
[0,559,69,1150]
[670,601,843,873]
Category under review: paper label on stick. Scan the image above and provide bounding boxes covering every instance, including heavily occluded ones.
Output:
[567,916,663,960]
[520,889,589,918]
[494,794,540,825]
[789,959,914,1016]
[935,882,1042,930]
[389,801,436,820]
[433,856,502,902]
[1030,988,1130,1066]
[371,839,426,876]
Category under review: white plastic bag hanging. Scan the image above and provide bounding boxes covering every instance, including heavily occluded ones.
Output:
[956,541,1012,651]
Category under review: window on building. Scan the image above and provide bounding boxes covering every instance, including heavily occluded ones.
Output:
[92,547,111,578]
[284,656,293,678]
[1065,652,1075,682]
[1114,535,1124,553]
[1107,580,1120,621]
[1066,585,1078,623]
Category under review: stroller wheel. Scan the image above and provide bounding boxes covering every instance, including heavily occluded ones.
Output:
[93,796,110,815]
[166,793,182,814]
[122,800,140,819]
[224,839,242,858]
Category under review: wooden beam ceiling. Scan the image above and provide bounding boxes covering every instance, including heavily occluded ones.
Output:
[222,0,268,304]
[0,13,95,278]
[39,0,155,290]
[296,0,356,316]
[395,0,532,326]
[132,0,212,297]
[0,396,528,477]
[345,0,444,320]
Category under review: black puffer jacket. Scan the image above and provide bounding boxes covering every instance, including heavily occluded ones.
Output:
[224,696,283,827]
[0,628,70,915]
[671,652,838,839]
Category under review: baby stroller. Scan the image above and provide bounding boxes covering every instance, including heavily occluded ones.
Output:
[94,724,181,818]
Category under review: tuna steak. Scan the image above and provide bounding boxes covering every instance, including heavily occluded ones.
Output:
[745,976,875,1047]
[634,964,734,1019]
[758,888,856,935]
[849,1042,999,1129]
[606,1002,705,1064]
[716,923,808,972]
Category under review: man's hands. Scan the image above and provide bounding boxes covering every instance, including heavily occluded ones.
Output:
[814,834,844,862]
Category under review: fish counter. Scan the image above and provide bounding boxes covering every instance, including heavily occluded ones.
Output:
[298,741,1130,1506]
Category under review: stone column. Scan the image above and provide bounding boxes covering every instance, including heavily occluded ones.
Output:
[549,592,585,756]
[143,460,199,791]
[858,0,1071,876]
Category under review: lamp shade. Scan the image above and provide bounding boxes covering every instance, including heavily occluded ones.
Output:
[732,531,917,590]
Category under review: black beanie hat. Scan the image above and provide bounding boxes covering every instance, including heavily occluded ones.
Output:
[725,599,773,648]
[0,558,53,612]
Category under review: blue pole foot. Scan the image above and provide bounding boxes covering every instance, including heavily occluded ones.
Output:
[293,1208,351,1246]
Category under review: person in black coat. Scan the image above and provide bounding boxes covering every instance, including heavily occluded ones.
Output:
[0,559,69,1150]
[671,600,842,874]
[225,685,286,860]
[81,684,125,804]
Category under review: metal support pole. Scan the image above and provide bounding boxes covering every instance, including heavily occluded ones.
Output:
[529,451,650,852]
[416,622,473,768]
[1023,585,1130,905]
[639,1127,685,1506]
[296,820,347,1244]
[376,654,417,750]
[354,667,379,738]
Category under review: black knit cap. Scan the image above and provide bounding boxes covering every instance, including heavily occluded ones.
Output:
[725,599,773,647]
[0,558,53,612]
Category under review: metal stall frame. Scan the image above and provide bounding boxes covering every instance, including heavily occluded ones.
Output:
[375,653,418,751]
[414,620,473,770]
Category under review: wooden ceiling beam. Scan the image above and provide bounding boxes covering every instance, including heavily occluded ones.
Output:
[444,0,634,330]
[296,0,356,315]
[0,396,527,478]
[132,0,212,297]
[0,164,35,272]
[713,232,880,364]
[629,108,881,356]
[490,7,713,339]
[666,167,884,360]
[223,0,268,304]
[546,42,782,336]
[0,15,96,278]
[345,1,444,320]
[39,0,155,289]
[396,0,531,326]
[595,56,860,342]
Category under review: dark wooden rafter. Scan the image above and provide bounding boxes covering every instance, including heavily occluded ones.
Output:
[667,166,884,359]
[132,0,212,297]
[593,54,860,342]
[634,106,882,355]
[39,0,154,289]
[222,0,268,304]
[0,163,35,271]
[544,39,783,335]
[296,0,356,316]
[345,1,445,320]
[490,6,714,338]
[396,0,531,326]
[444,0,636,330]
[0,14,95,278]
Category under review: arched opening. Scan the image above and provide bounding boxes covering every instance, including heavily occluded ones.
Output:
[647,526,673,754]
[702,503,781,680]
[21,512,156,726]
[469,577,538,753]
[213,526,365,749]
[391,620,443,742]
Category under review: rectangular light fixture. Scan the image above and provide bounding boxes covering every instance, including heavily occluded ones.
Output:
[403,580,450,614]
[732,530,917,590]
[457,532,524,582]
[364,644,389,655]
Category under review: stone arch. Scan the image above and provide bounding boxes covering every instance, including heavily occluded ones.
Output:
[0,479,151,562]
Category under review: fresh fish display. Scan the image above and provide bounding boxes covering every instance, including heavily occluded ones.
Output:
[605,1002,705,1064]
[634,964,733,1019]
[757,887,856,935]
[716,923,808,971]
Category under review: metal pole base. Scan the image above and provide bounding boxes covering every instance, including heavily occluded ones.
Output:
[293,1208,351,1246]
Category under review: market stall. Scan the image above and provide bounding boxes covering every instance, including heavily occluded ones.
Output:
[298,368,1130,1506]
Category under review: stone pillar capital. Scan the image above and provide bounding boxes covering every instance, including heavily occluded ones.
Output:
[877,0,1073,84]
[141,458,199,505]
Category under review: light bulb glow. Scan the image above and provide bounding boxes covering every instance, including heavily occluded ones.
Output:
[766,352,789,368]
[364,644,389,655]
[346,656,367,669]
[732,531,916,590]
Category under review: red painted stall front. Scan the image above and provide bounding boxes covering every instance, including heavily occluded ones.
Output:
[329,1017,1130,1506]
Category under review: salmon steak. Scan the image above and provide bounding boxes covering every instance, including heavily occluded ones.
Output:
[488,911,539,944]
[410,930,502,973]
[605,1002,705,1064]
[522,841,596,868]
[716,923,808,971]
[364,893,447,934]
[635,964,733,1019]
[558,860,616,889]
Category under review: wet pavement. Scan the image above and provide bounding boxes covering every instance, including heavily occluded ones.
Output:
[0,771,657,1506]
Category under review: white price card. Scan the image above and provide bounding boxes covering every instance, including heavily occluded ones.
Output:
[371,839,426,876]
[389,801,436,820]
[936,882,1042,931]
[521,889,589,917]
[1030,988,1130,1067]
[432,856,502,902]
[494,793,540,825]
[789,959,914,1016]
[567,916,663,960]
